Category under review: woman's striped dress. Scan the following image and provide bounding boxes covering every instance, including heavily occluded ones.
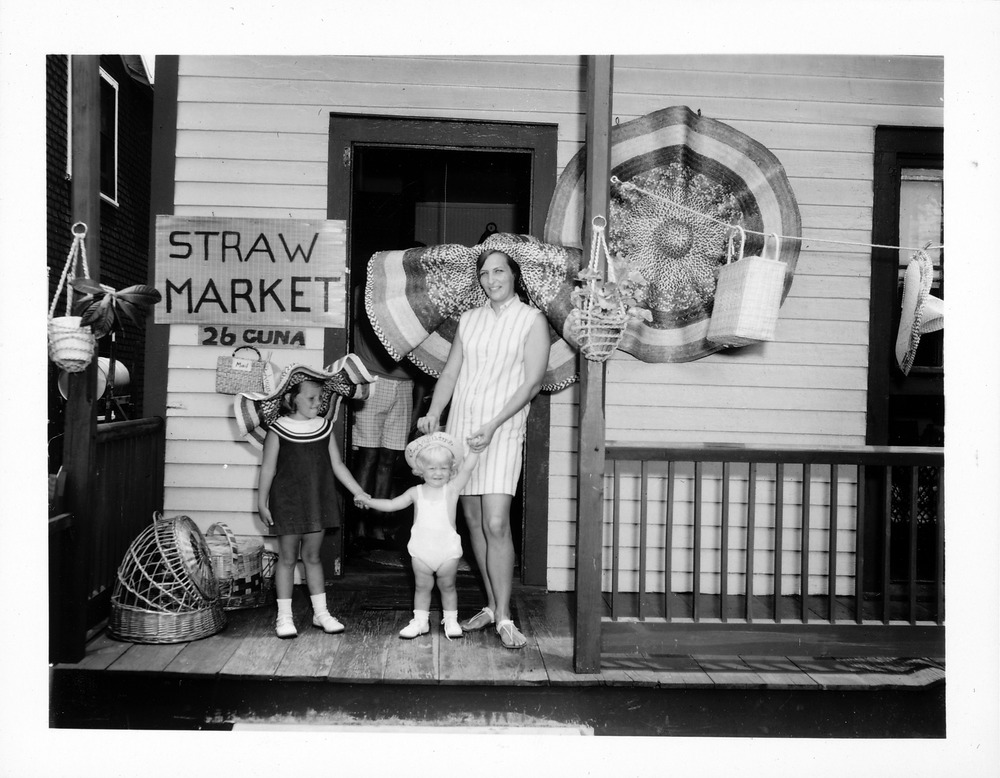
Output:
[446,298,542,496]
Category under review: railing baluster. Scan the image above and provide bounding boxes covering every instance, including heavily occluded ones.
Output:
[855,464,866,624]
[611,460,621,620]
[801,463,811,623]
[745,462,757,622]
[720,461,730,622]
[908,465,919,625]
[692,461,703,622]
[638,461,648,621]
[773,462,784,623]
[829,464,839,624]
[664,460,675,622]
[882,465,893,624]
[936,464,945,625]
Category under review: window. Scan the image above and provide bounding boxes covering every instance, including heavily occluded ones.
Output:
[99,68,119,204]
[65,60,119,205]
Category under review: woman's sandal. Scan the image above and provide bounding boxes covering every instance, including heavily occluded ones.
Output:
[496,619,527,650]
[460,606,495,633]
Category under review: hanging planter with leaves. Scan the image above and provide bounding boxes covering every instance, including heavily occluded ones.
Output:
[70,278,162,339]
[567,216,652,362]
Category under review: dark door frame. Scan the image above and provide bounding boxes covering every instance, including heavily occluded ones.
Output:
[327,113,559,585]
[864,125,943,590]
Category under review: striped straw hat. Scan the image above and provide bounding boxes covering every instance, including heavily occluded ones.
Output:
[234,354,376,449]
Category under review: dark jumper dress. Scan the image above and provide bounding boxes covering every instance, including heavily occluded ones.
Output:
[267,416,341,535]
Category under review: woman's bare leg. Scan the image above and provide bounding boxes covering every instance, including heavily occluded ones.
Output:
[460,494,495,613]
[481,493,514,623]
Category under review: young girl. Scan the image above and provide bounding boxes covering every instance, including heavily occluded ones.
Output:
[360,432,479,639]
[256,366,372,639]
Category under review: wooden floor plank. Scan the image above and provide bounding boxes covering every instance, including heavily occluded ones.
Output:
[107,641,187,673]
[219,599,293,677]
[620,653,714,687]
[738,655,821,688]
[164,607,266,675]
[71,632,132,671]
[274,624,346,679]
[534,636,603,685]
[327,605,394,683]
[693,655,768,688]
[383,610,437,683]
[437,618,494,685]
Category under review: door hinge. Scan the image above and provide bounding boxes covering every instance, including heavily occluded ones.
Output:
[342,147,352,169]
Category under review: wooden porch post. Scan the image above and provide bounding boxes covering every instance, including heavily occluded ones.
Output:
[60,55,102,661]
[574,55,613,673]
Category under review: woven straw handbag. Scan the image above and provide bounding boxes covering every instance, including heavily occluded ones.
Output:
[215,346,275,395]
[707,229,787,347]
[48,223,96,372]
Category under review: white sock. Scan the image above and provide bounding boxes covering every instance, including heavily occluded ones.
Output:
[442,609,458,623]
[277,598,293,619]
[412,609,429,626]
[310,592,329,615]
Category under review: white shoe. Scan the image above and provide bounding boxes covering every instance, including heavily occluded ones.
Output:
[312,612,345,634]
[442,616,464,640]
[399,619,430,639]
[275,615,297,639]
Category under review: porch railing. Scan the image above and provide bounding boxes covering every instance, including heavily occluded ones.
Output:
[86,417,166,626]
[586,443,944,660]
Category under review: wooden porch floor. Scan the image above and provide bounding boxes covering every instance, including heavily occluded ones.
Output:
[56,573,944,692]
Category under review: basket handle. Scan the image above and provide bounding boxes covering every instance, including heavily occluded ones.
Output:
[231,345,262,360]
[762,232,782,262]
[207,522,238,555]
[724,225,747,266]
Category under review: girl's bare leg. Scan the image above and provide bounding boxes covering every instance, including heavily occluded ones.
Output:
[435,558,460,612]
[299,530,327,596]
[411,556,435,612]
[276,533,302,601]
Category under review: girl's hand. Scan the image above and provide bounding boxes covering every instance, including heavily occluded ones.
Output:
[258,504,274,527]
[467,424,496,453]
[417,413,440,434]
[353,492,371,509]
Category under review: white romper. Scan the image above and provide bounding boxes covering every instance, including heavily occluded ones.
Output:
[407,485,463,572]
[446,299,541,495]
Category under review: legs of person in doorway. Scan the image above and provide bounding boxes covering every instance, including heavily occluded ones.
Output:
[301,530,344,634]
[353,446,401,547]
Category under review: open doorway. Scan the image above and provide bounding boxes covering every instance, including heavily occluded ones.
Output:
[327,114,558,584]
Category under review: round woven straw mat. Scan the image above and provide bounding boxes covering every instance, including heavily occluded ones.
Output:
[545,105,801,363]
[365,232,581,391]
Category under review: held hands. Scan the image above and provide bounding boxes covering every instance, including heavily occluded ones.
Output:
[353,492,372,509]
[467,423,496,453]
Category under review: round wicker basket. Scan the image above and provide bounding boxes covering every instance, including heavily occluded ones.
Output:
[109,514,225,643]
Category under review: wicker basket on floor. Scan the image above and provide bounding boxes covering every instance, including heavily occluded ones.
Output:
[109,513,225,643]
[261,549,278,599]
[205,522,266,610]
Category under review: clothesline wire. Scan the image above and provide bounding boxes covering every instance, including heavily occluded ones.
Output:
[611,176,945,255]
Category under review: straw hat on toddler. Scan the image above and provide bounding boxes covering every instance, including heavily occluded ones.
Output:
[405,432,465,472]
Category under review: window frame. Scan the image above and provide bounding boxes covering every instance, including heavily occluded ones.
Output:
[65,60,120,206]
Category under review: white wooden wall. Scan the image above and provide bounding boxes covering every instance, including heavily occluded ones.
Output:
[166,55,944,591]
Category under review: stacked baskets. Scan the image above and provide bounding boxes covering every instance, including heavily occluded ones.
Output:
[205,522,267,610]
[110,514,226,643]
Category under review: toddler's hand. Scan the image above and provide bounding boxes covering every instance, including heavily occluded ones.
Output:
[353,492,371,509]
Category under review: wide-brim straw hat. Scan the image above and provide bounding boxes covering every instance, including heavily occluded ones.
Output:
[365,232,581,392]
[234,354,376,449]
[404,431,466,472]
[895,251,944,375]
[544,105,802,363]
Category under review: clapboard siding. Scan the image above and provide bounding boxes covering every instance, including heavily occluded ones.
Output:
[165,55,943,593]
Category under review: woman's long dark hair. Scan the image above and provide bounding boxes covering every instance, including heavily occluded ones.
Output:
[476,249,530,303]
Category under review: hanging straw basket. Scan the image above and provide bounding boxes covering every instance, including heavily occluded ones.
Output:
[48,223,96,372]
[205,522,266,610]
[110,513,226,643]
[572,216,630,362]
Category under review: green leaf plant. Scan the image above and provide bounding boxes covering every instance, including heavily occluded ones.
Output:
[70,278,162,339]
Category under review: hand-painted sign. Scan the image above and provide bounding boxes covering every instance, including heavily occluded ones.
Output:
[200,326,308,348]
[154,216,347,326]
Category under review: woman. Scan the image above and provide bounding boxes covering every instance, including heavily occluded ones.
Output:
[417,249,549,649]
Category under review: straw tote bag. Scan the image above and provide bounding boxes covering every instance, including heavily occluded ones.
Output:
[215,346,275,395]
[48,223,96,372]
[707,229,787,347]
